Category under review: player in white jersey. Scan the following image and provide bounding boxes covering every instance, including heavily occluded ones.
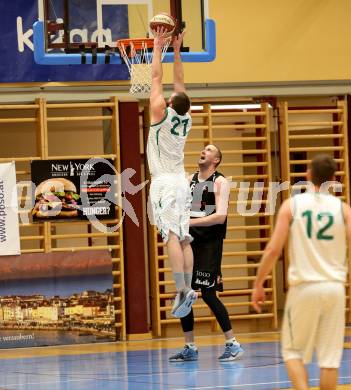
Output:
[147,27,197,318]
[252,154,351,390]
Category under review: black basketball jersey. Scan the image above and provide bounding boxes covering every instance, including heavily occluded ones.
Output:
[189,171,227,242]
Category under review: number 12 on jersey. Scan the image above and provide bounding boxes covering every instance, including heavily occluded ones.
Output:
[302,210,334,240]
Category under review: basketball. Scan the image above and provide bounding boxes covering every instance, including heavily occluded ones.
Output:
[149,13,176,36]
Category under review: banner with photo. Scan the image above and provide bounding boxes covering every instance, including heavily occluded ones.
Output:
[0,162,20,256]
[0,250,116,348]
[31,159,117,222]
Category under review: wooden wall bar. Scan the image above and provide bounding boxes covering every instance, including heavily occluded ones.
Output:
[148,102,278,336]
[0,99,126,339]
[279,98,350,321]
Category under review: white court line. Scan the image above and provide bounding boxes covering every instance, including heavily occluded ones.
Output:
[176,380,292,389]
[5,377,118,390]
[5,354,351,387]
[174,376,351,390]
[5,361,351,385]
[6,374,351,389]
[3,362,283,386]
[6,377,105,389]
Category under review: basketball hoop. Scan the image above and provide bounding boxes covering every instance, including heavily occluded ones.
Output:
[116,38,171,94]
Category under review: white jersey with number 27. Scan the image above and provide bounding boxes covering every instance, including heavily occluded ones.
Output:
[288,192,347,286]
[147,107,192,177]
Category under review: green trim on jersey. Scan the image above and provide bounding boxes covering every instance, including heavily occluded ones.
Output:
[156,128,161,157]
[151,108,168,127]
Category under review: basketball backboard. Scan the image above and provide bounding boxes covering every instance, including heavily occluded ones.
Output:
[33,0,215,65]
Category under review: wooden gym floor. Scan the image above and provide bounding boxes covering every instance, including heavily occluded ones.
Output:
[0,328,349,389]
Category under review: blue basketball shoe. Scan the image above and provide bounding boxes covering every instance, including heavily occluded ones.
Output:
[218,342,244,362]
[169,345,198,362]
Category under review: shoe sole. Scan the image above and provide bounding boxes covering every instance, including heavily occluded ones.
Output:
[219,350,244,362]
[172,291,198,318]
[169,358,198,362]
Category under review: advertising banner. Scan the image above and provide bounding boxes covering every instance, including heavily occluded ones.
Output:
[0,1,129,82]
[31,159,117,222]
[0,162,20,256]
[0,250,116,348]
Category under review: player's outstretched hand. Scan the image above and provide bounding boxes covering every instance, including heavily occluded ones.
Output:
[152,26,170,48]
[251,285,265,313]
[173,30,186,52]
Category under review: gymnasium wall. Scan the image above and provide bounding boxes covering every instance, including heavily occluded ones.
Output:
[3,0,351,86]
[161,0,351,85]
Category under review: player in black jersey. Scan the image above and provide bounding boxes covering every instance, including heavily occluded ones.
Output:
[169,144,244,362]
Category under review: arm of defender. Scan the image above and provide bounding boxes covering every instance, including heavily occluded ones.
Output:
[190,176,229,226]
[150,27,168,124]
[172,31,186,93]
[251,199,292,313]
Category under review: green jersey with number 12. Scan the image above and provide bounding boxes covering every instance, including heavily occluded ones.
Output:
[147,107,192,177]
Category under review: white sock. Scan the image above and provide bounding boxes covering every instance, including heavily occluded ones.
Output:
[225,337,237,345]
[173,272,186,291]
[186,342,197,350]
[184,272,193,288]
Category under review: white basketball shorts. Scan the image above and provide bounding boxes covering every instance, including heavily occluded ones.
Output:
[149,174,192,243]
[281,281,345,368]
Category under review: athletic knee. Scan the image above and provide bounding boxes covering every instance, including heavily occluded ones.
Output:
[180,310,194,333]
[168,231,180,242]
[181,237,192,249]
[201,288,217,302]
[201,288,226,311]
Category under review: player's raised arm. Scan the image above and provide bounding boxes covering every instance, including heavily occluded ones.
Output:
[150,27,168,124]
[172,30,186,93]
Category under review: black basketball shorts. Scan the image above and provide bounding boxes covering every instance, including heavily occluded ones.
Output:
[191,239,224,292]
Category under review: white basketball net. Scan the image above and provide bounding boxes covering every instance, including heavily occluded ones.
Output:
[117,39,171,94]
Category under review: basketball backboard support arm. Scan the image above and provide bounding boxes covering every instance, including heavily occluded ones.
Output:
[33,19,216,65]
